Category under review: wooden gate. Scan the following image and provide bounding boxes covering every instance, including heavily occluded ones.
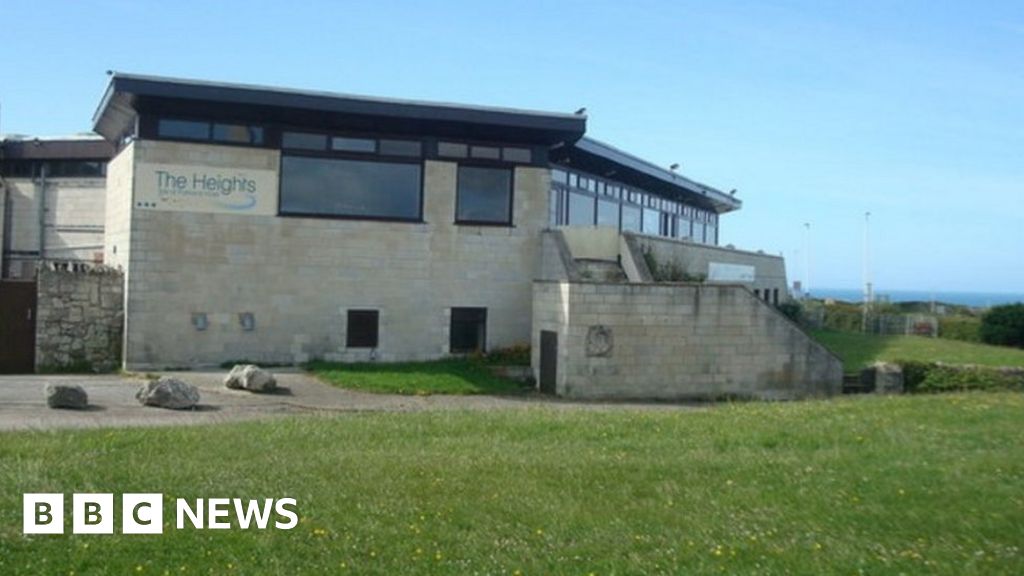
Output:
[0,281,37,373]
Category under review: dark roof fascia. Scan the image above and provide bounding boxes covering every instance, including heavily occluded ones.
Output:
[560,137,741,213]
[93,73,587,145]
[0,138,114,161]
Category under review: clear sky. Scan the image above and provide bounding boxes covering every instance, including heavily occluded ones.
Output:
[2,0,1021,293]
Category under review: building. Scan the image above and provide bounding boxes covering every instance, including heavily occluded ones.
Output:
[3,73,840,398]
[0,136,113,278]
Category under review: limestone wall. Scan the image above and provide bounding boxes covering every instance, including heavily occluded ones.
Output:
[35,266,124,372]
[120,140,550,368]
[626,233,788,301]
[532,281,842,400]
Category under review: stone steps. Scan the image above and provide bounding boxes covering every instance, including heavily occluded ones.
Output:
[575,259,628,283]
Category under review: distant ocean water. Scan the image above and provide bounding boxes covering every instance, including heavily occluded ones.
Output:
[811,288,1024,308]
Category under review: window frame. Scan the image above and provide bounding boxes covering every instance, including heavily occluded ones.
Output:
[454,162,516,227]
[277,152,426,223]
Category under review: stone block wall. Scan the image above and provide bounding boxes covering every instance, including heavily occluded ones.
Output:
[35,266,124,372]
[532,280,842,400]
[114,140,550,369]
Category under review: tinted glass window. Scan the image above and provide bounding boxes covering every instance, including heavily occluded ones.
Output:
[450,308,487,353]
[282,132,328,150]
[568,192,594,226]
[457,166,512,224]
[597,198,619,228]
[213,123,263,144]
[379,139,422,157]
[438,142,468,158]
[642,208,660,235]
[280,156,422,220]
[621,205,641,232]
[331,137,376,153]
[502,147,532,163]
[470,146,500,160]
[158,119,210,140]
[346,310,379,348]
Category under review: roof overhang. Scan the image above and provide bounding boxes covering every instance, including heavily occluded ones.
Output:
[93,73,587,146]
[0,136,114,161]
[551,137,741,214]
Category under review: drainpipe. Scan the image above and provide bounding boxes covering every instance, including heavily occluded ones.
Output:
[36,163,47,272]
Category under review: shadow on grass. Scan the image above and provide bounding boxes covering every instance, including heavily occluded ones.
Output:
[306,359,529,396]
[811,329,890,374]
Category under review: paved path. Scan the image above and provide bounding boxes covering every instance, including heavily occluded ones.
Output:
[0,369,698,431]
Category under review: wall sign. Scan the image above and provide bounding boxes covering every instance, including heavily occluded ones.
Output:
[135,163,278,215]
[708,262,756,283]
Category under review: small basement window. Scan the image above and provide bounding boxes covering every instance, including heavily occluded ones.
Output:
[346,310,379,348]
[450,307,487,353]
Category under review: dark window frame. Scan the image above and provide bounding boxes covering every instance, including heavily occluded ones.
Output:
[454,162,516,227]
[148,116,268,148]
[346,309,380,349]
[277,152,426,223]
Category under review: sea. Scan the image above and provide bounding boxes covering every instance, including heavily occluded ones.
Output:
[810,288,1024,308]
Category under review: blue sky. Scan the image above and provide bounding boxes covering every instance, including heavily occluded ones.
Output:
[2,0,1021,293]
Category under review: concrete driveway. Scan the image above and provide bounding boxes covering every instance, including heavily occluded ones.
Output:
[0,369,697,432]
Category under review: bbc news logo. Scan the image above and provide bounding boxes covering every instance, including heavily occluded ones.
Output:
[23,493,298,534]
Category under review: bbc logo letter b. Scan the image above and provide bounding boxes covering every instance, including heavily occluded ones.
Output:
[23,494,64,534]
[73,493,114,534]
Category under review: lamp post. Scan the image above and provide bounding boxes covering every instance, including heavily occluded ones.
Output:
[803,222,811,299]
[862,211,872,332]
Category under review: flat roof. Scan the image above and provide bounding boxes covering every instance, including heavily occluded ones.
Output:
[0,135,114,161]
[553,137,741,213]
[93,73,587,145]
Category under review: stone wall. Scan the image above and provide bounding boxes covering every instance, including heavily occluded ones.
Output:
[35,265,124,372]
[1,176,106,278]
[115,140,550,369]
[532,280,842,400]
[626,233,788,301]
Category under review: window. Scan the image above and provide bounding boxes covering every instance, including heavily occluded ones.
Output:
[280,155,422,220]
[346,310,379,348]
[282,132,327,150]
[568,192,595,226]
[621,205,641,232]
[450,308,487,353]
[502,147,532,163]
[470,146,501,160]
[158,119,210,140]
[597,198,619,228]
[332,137,376,153]
[379,139,422,157]
[157,118,263,145]
[438,142,468,158]
[456,165,513,224]
[642,208,660,235]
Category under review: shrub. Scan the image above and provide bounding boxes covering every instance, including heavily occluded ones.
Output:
[476,344,531,366]
[822,304,863,333]
[895,359,933,393]
[918,365,1021,393]
[980,303,1024,348]
[776,301,802,323]
[939,316,981,342]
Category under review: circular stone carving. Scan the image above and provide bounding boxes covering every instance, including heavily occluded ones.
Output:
[586,325,614,357]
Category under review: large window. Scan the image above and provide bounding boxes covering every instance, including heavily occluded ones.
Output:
[456,166,513,225]
[568,191,595,226]
[597,198,619,228]
[157,118,264,145]
[280,156,422,220]
[450,308,487,353]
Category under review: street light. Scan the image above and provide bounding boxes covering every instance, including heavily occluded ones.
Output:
[862,211,872,332]
[803,222,811,299]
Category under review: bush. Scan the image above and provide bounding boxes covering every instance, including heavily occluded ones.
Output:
[776,301,802,323]
[895,359,933,393]
[475,344,531,366]
[980,303,1024,348]
[894,359,1024,394]
[918,365,1021,393]
[823,303,863,333]
[939,316,981,342]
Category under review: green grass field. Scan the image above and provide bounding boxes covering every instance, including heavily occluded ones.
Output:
[307,359,527,395]
[812,329,1024,374]
[2,394,1023,574]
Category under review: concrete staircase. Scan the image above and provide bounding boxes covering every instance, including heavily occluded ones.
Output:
[575,259,627,282]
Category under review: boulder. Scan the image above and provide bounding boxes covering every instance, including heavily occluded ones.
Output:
[860,362,904,394]
[45,383,89,409]
[136,377,200,409]
[223,364,277,393]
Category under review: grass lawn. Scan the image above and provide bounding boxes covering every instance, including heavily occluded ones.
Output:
[307,358,527,395]
[2,394,1023,574]
[812,329,1024,374]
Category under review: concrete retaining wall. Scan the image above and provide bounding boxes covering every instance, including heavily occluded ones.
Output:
[35,265,124,372]
[532,280,842,400]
